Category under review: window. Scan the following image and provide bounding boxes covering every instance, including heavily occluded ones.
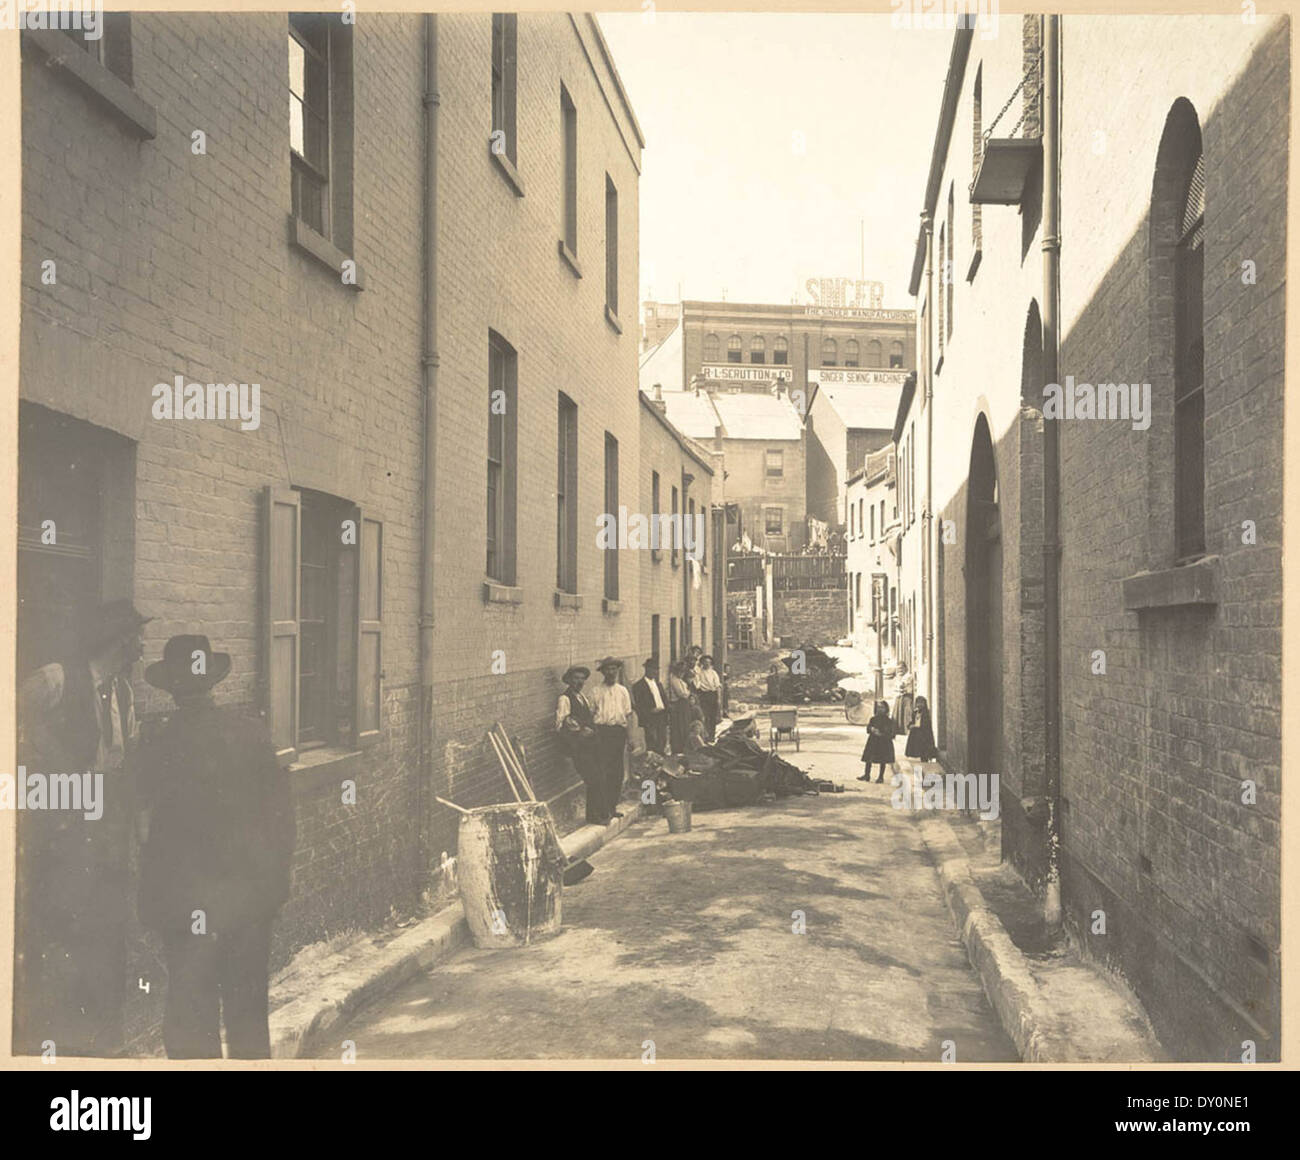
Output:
[946,185,955,341]
[751,336,766,364]
[700,617,707,652]
[870,504,875,542]
[605,175,619,316]
[858,497,864,537]
[556,394,578,592]
[727,335,742,364]
[651,470,661,555]
[486,332,518,584]
[845,340,860,368]
[289,15,331,237]
[671,484,680,566]
[1174,154,1206,559]
[604,433,620,600]
[972,65,984,260]
[765,507,784,536]
[704,333,720,362]
[867,339,883,368]
[61,13,133,83]
[1152,100,1206,564]
[491,13,518,165]
[560,84,578,256]
[849,502,855,538]
[881,498,885,531]
[651,613,660,662]
[264,486,383,763]
[765,449,784,479]
[669,617,678,663]
[890,340,905,369]
[856,573,863,611]
[909,421,917,526]
[773,336,789,366]
[937,224,946,356]
[822,338,837,367]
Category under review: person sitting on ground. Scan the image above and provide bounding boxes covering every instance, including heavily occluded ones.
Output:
[687,719,708,752]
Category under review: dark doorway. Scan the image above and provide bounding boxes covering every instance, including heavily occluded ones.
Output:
[965,414,1003,777]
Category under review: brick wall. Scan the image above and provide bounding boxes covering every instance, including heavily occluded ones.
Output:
[18,11,650,1053]
[772,589,846,646]
[1054,17,1287,1060]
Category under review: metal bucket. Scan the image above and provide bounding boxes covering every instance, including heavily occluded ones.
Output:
[457,802,565,948]
[664,800,693,833]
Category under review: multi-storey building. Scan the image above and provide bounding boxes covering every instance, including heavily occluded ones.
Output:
[897,14,1286,1060]
[845,443,899,670]
[16,11,648,1055]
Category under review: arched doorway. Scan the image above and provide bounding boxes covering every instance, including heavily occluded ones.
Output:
[965,414,1003,777]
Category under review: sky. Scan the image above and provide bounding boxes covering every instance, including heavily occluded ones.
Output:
[597,11,954,312]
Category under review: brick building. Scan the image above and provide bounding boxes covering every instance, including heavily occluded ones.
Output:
[896,15,1286,1059]
[637,392,724,672]
[16,11,649,1054]
[846,445,899,668]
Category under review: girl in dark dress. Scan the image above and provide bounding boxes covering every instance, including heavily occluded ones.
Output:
[859,700,897,783]
[905,695,937,761]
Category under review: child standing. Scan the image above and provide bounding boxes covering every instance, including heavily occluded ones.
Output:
[905,695,937,762]
[859,700,897,784]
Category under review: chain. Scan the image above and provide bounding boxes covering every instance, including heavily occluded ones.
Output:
[983,52,1042,143]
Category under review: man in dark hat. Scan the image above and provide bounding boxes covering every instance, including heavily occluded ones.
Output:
[555,664,602,824]
[14,599,151,1056]
[136,634,295,1058]
[587,657,632,823]
[631,657,669,756]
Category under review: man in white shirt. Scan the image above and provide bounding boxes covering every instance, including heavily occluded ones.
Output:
[588,656,632,823]
[631,657,669,755]
[694,654,723,741]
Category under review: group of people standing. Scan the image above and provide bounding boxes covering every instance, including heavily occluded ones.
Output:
[17,602,294,1059]
[860,692,937,783]
[556,647,730,825]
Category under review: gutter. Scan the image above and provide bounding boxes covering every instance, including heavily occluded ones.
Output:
[1041,14,1063,926]
[418,14,440,894]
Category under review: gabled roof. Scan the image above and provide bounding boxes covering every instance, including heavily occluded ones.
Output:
[710,391,804,441]
[818,383,905,433]
[657,388,722,441]
[639,321,684,393]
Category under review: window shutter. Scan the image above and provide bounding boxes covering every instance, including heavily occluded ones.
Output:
[263,486,301,765]
[355,512,383,748]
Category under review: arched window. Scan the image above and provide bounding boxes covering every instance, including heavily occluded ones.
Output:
[750,336,766,364]
[727,334,742,364]
[867,339,883,367]
[844,340,860,368]
[703,333,719,362]
[822,337,837,367]
[1152,99,1205,561]
[889,340,904,368]
[773,336,789,365]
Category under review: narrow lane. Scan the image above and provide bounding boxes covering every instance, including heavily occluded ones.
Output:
[321,714,1018,1062]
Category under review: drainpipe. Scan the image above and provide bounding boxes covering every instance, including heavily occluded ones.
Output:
[921,211,935,718]
[1041,13,1063,927]
[418,13,440,895]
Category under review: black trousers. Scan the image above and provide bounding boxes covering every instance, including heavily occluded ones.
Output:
[698,690,720,741]
[594,725,626,820]
[642,712,668,755]
[161,918,274,1059]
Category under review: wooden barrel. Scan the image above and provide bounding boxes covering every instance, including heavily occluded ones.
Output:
[457,802,565,948]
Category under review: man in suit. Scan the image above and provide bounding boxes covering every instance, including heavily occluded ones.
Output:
[137,634,295,1058]
[556,665,601,823]
[631,657,669,756]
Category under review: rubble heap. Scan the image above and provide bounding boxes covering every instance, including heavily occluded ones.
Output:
[765,644,850,703]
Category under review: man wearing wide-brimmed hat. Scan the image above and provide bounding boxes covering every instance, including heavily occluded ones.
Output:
[555,664,601,824]
[136,634,294,1058]
[587,656,632,823]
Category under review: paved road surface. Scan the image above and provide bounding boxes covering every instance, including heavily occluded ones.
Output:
[319,714,1018,1062]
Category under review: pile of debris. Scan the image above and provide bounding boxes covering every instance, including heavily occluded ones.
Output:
[638,721,818,812]
[765,644,850,703]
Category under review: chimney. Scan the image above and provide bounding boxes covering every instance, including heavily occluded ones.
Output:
[651,383,666,413]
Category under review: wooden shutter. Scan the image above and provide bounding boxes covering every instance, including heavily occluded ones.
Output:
[355,511,383,747]
[264,486,301,765]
